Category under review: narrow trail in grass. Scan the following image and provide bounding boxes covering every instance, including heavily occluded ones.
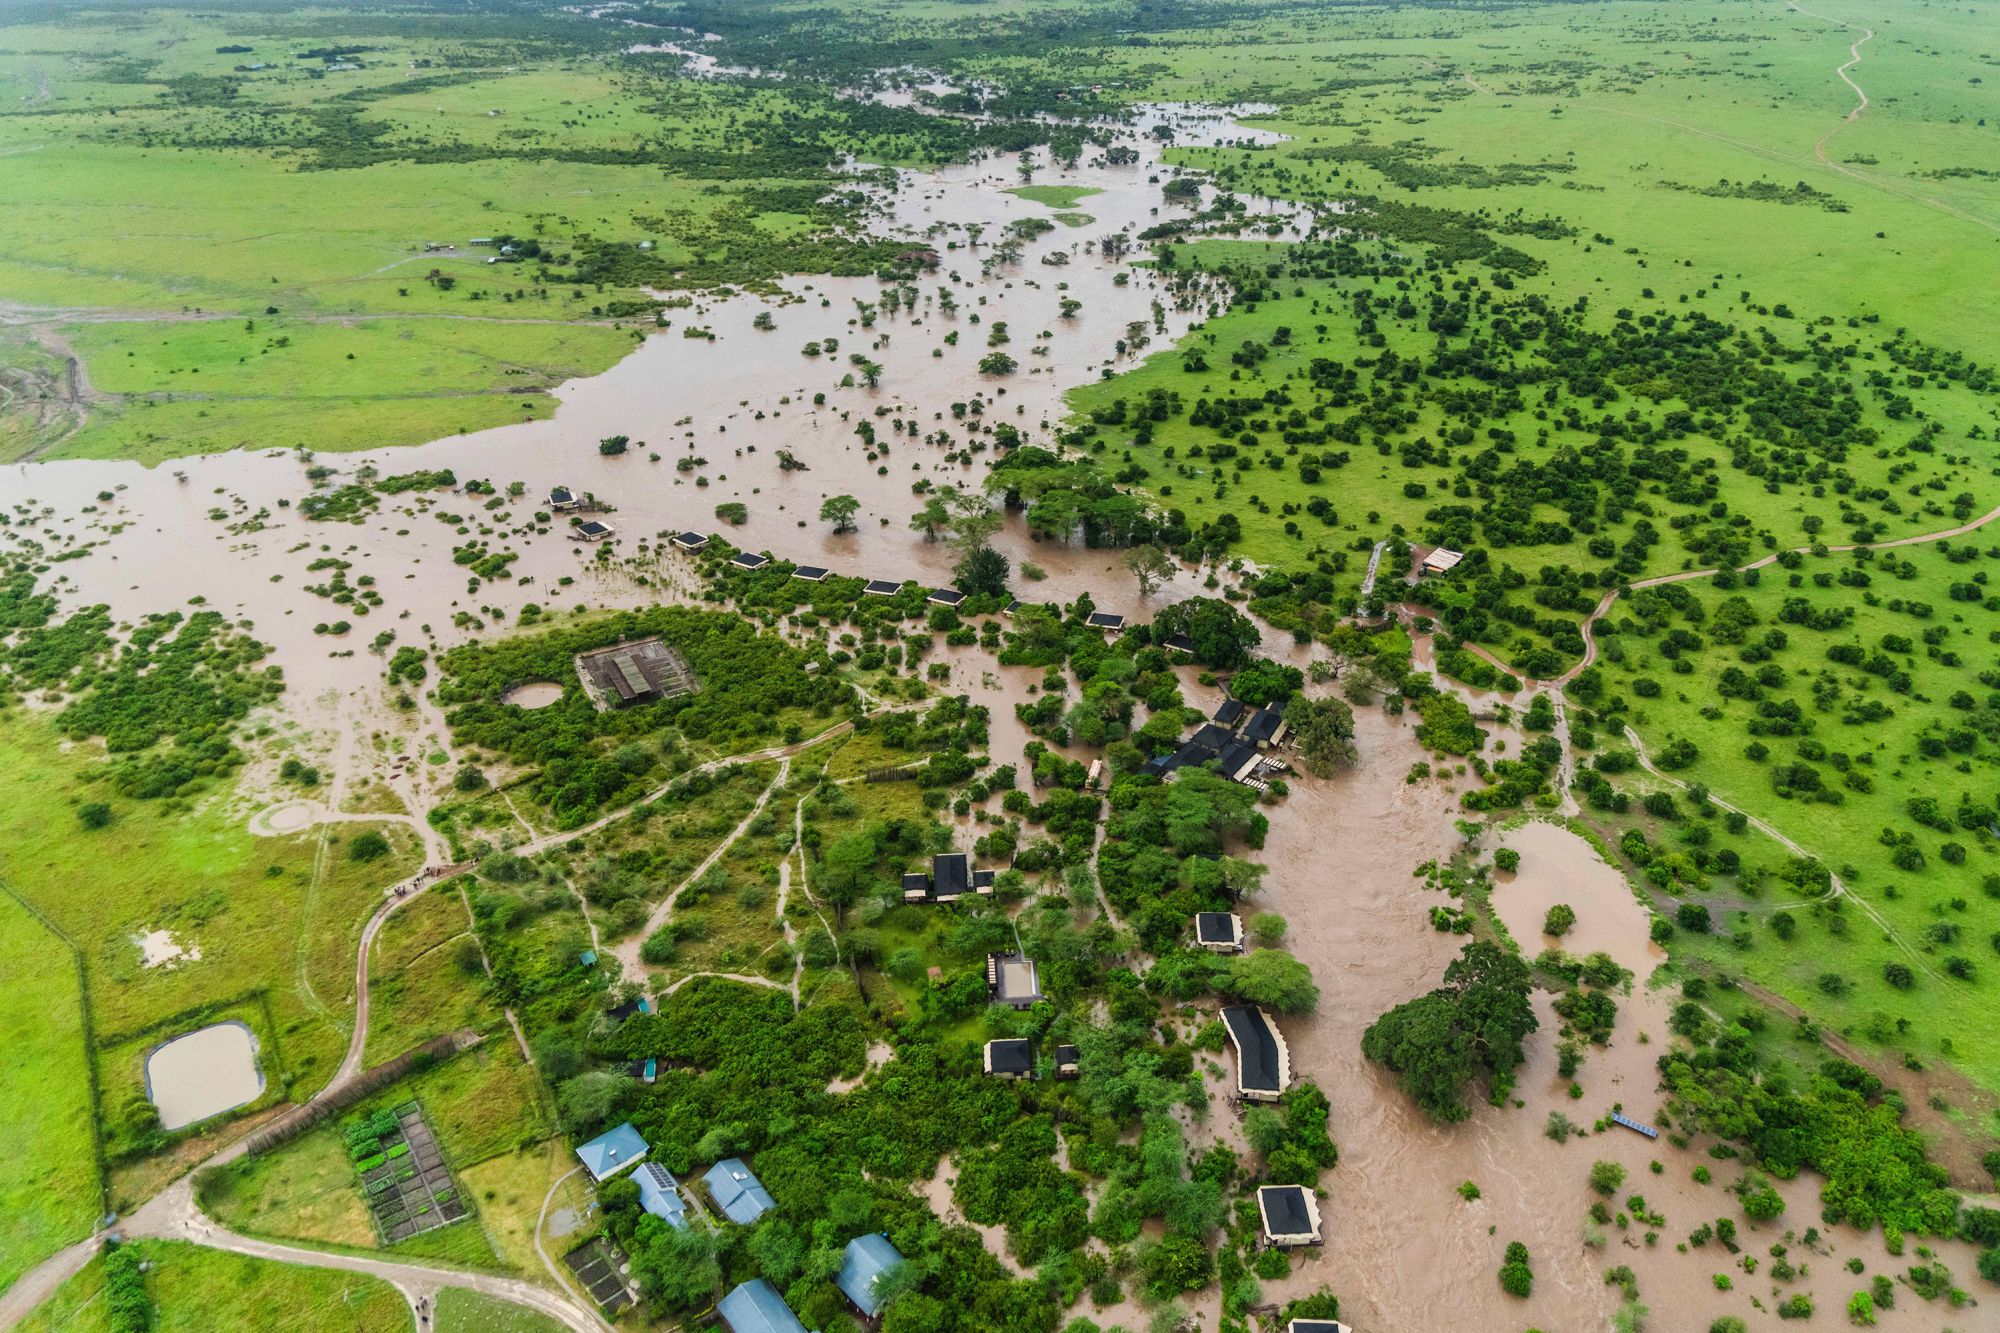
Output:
[1787,0,1873,164]
[1617,722,1942,983]
[1553,498,2000,686]
[616,755,792,994]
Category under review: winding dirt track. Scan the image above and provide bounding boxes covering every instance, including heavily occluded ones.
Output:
[1553,499,2000,686]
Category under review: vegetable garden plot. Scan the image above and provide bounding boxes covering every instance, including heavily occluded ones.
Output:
[563,1236,635,1314]
[344,1101,467,1243]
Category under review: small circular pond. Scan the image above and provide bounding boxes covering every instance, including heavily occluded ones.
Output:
[146,1020,265,1131]
[503,681,565,709]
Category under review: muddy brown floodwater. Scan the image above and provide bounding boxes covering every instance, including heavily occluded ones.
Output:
[1237,729,1988,1332]
[4,74,1980,1329]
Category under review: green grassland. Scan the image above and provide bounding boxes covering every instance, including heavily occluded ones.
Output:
[435,1288,565,1333]
[1006,184,1102,209]
[0,6,929,464]
[0,888,101,1297]
[361,884,492,1065]
[15,1239,412,1333]
[1575,538,2000,1088]
[0,715,419,1188]
[197,1039,552,1271]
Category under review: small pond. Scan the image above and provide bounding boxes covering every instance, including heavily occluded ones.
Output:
[503,680,565,709]
[146,1020,265,1131]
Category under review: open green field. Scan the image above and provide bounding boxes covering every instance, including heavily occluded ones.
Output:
[16,1239,411,1333]
[0,715,418,1194]
[0,888,100,1297]
[197,1040,552,1271]
[1006,184,1101,209]
[1576,538,2000,1088]
[435,1287,565,1333]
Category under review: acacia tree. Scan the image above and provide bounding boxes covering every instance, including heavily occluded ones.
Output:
[1125,543,1176,597]
[820,494,860,533]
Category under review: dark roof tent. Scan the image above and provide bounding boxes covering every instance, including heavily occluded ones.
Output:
[1213,698,1247,727]
[1245,707,1285,744]
[730,552,770,569]
[1287,1322,1350,1333]
[1163,632,1196,653]
[863,579,902,596]
[985,1039,1033,1074]
[972,869,996,889]
[1003,599,1021,614]
[1142,755,1173,777]
[932,853,971,898]
[1222,1006,1285,1094]
[1217,740,1260,777]
[549,487,574,505]
[1188,724,1231,755]
[793,566,830,582]
[901,871,931,894]
[1260,1184,1316,1237]
[1195,912,1240,944]
[927,588,966,606]
[1086,611,1125,630]
[1053,1044,1079,1066]
[578,520,611,538]
[672,531,708,550]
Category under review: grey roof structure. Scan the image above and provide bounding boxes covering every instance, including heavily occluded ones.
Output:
[635,1161,688,1229]
[836,1233,904,1316]
[927,587,966,606]
[1257,1184,1322,1246]
[793,565,830,582]
[1222,1005,1291,1099]
[987,951,1042,1008]
[731,551,770,569]
[703,1158,776,1225]
[672,531,709,551]
[1086,611,1125,630]
[984,1038,1033,1075]
[717,1279,808,1333]
[1244,706,1288,746]
[863,579,902,596]
[1195,912,1243,948]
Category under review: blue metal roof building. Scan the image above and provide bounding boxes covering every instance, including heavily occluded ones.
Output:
[575,1121,648,1181]
[635,1161,688,1229]
[717,1279,808,1333]
[836,1232,904,1317]
[704,1158,777,1224]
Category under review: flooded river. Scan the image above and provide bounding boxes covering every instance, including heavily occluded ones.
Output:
[3,63,1974,1331]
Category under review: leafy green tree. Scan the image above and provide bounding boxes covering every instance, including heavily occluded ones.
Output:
[820,494,861,532]
[555,1070,629,1134]
[1220,949,1320,1014]
[1284,695,1357,776]
[628,1214,720,1309]
[955,544,1011,597]
[1543,904,1576,937]
[1362,941,1537,1123]
[1151,597,1260,669]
